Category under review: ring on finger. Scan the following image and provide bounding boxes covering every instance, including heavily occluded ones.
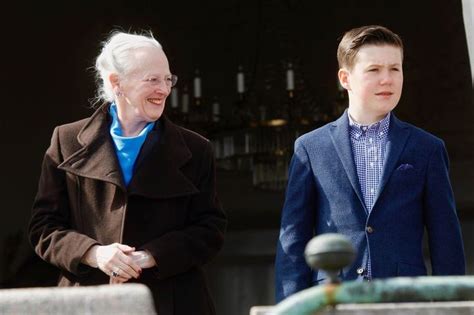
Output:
[111,268,120,278]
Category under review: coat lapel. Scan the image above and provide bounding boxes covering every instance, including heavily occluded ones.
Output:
[57,104,199,199]
[329,111,366,210]
[127,116,199,199]
[58,104,125,190]
[374,114,410,203]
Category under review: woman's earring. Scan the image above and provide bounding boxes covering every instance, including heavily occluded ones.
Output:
[115,90,123,97]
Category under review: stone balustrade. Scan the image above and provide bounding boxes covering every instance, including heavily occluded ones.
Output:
[0,283,156,315]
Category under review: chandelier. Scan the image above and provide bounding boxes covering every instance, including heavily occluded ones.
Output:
[166,63,346,191]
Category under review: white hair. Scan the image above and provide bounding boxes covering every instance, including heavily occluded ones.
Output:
[93,31,162,105]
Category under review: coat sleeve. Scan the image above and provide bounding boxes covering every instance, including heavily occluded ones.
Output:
[28,126,100,276]
[140,141,227,279]
[275,138,316,302]
[423,139,465,275]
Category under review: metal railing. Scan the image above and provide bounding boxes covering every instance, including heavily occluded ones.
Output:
[253,233,474,315]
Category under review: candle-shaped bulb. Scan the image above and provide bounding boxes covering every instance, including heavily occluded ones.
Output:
[286,62,295,91]
[182,86,189,113]
[194,69,201,98]
[170,88,179,109]
[212,98,220,122]
[237,65,245,94]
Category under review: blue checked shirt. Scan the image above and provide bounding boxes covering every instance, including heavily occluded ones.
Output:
[348,112,390,279]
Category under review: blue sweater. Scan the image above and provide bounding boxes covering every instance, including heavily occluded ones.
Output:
[109,104,154,186]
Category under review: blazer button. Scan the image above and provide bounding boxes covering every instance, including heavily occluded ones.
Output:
[357,267,365,275]
[366,226,374,233]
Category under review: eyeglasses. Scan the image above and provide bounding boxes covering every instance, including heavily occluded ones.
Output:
[142,74,178,88]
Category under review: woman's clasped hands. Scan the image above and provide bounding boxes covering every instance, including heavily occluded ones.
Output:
[82,243,157,284]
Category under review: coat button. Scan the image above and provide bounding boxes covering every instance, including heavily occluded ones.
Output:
[357,267,365,275]
[366,226,374,233]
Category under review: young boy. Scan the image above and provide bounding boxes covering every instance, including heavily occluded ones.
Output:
[275,25,465,302]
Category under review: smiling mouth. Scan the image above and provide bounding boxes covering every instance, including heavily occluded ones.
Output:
[148,98,164,105]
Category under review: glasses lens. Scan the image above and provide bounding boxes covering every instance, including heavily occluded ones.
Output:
[171,74,178,87]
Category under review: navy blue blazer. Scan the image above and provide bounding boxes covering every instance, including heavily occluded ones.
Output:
[275,111,465,302]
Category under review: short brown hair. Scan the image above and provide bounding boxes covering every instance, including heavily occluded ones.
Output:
[337,25,403,70]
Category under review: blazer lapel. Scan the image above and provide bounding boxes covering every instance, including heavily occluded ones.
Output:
[127,116,199,199]
[58,104,125,190]
[374,114,410,202]
[329,111,366,210]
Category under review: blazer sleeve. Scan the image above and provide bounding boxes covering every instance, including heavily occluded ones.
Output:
[423,139,465,275]
[140,141,227,279]
[275,138,316,302]
[28,126,100,276]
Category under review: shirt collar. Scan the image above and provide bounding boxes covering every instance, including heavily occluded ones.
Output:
[109,102,155,139]
[348,112,391,140]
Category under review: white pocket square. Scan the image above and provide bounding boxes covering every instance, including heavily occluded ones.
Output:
[396,163,414,171]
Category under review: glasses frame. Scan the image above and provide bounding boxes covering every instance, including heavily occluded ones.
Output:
[141,74,178,88]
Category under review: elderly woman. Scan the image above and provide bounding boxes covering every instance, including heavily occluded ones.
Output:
[28,31,227,315]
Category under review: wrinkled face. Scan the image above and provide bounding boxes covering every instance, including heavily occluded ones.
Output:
[115,46,172,123]
[339,44,403,120]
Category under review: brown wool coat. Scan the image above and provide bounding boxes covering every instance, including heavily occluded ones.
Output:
[28,104,227,315]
